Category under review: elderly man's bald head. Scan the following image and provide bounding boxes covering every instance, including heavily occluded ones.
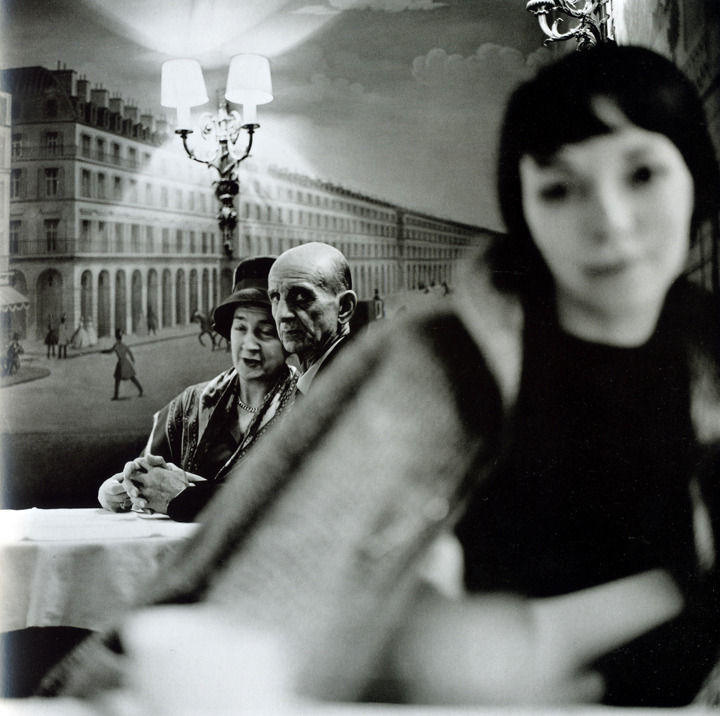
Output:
[268,242,357,370]
[271,242,352,294]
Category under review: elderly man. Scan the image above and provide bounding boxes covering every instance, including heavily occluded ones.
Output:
[268,241,357,395]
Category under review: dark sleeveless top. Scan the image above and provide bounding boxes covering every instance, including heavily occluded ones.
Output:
[455,302,720,705]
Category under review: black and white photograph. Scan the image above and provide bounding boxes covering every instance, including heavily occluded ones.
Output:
[1,0,719,712]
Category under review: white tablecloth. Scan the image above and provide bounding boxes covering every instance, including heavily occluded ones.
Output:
[0,508,198,632]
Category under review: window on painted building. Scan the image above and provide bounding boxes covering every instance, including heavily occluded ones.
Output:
[200,193,206,213]
[201,232,208,254]
[97,173,106,199]
[145,183,153,204]
[80,134,91,158]
[176,189,182,209]
[131,225,140,253]
[81,220,91,251]
[129,179,138,203]
[11,133,22,158]
[162,228,170,253]
[161,186,168,207]
[146,226,154,253]
[210,234,215,254]
[9,220,20,254]
[115,224,124,252]
[44,168,59,197]
[176,229,183,252]
[98,221,108,252]
[96,138,105,162]
[189,231,196,253]
[10,169,22,199]
[113,176,123,200]
[112,143,121,164]
[81,169,91,198]
[189,191,195,211]
[44,131,60,156]
[142,152,151,168]
[44,219,60,252]
[128,147,137,168]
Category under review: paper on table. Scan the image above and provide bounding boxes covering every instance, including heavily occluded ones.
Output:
[0,507,197,542]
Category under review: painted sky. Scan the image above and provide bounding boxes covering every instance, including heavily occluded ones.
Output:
[1,0,551,229]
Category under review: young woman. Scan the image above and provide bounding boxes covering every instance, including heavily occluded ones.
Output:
[97,256,297,521]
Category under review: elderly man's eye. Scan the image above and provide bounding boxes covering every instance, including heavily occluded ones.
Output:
[290,289,314,306]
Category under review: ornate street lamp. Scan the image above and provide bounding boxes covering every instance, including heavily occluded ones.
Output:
[161,55,273,258]
[526,0,614,50]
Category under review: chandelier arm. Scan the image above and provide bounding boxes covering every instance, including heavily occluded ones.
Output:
[538,14,578,43]
[177,131,215,167]
[227,126,256,166]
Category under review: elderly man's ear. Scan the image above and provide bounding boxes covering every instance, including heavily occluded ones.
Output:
[338,290,358,325]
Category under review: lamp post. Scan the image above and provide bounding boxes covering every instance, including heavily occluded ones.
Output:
[161,55,273,258]
[526,0,614,50]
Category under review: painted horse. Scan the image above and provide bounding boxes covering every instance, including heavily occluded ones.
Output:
[191,309,228,351]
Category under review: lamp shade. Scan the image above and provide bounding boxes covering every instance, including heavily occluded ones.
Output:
[161,59,209,108]
[224,54,273,106]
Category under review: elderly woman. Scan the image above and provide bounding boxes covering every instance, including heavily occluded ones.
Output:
[97,256,297,521]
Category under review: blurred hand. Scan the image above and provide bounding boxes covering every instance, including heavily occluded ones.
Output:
[98,474,132,512]
[389,569,683,705]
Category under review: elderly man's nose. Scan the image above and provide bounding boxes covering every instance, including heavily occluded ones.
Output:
[275,297,294,320]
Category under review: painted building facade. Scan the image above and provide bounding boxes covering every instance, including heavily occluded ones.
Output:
[1,65,493,341]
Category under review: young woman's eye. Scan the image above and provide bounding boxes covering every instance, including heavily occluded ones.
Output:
[629,165,656,186]
[538,182,569,202]
[259,328,277,340]
[233,323,247,333]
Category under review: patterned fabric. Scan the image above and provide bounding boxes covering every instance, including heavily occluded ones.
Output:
[145,365,298,481]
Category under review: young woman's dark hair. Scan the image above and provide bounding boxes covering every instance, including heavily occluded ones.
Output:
[491,44,720,295]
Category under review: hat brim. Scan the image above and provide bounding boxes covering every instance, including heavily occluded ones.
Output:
[212,294,272,341]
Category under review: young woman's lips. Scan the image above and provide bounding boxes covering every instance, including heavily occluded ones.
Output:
[584,261,630,278]
[243,358,261,368]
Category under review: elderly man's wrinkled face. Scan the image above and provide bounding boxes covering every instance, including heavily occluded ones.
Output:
[268,259,343,365]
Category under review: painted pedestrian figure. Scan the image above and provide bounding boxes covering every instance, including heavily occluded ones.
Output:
[44,317,58,358]
[103,329,143,400]
[57,316,69,359]
[3,333,23,376]
[147,306,157,336]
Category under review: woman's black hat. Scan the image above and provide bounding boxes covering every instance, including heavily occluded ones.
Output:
[212,256,276,340]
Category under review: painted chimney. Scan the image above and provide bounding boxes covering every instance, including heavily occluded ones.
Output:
[124,105,139,123]
[109,96,124,115]
[90,87,109,108]
[76,77,90,103]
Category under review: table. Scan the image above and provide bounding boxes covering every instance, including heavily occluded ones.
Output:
[0,508,198,633]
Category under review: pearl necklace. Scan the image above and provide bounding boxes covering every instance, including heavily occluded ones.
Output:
[237,397,260,414]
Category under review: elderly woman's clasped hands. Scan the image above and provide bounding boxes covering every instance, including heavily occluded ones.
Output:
[98,454,206,515]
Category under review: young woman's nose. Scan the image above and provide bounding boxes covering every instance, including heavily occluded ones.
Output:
[587,184,633,240]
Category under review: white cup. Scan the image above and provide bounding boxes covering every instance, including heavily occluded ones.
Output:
[121,605,295,715]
